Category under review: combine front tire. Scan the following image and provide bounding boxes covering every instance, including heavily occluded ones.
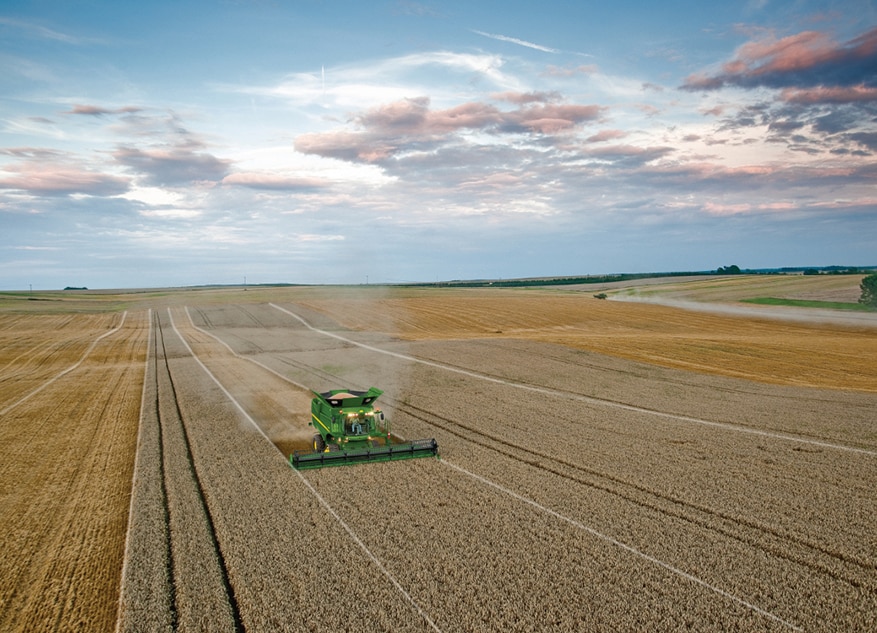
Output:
[313,434,325,452]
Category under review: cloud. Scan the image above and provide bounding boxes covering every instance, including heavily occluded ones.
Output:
[66,104,143,116]
[703,200,796,216]
[684,27,877,156]
[0,160,130,197]
[1,147,66,160]
[0,17,85,45]
[295,96,604,164]
[634,160,876,193]
[472,30,560,54]
[586,130,629,143]
[508,103,604,133]
[228,51,518,108]
[845,131,877,153]
[114,146,231,186]
[491,91,562,104]
[222,172,328,190]
[682,26,877,91]
[585,144,675,166]
[542,64,598,77]
[780,85,877,104]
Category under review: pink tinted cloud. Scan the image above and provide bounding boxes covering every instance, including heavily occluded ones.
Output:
[511,104,603,133]
[357,97,430,133]
[704,200,811,216]
[586,129,628,143]
[585,144,674,165]
[732,30,836,74]
[67,104,142,116]
[296,97,604,163]
[294,130,379,163]
[682,26,877,91]
[491,91,561,104]
[0,161,129,196]
[426,102,505,133]
[355,98,504,135]
[781,84,877,103]
[638,162,784,184]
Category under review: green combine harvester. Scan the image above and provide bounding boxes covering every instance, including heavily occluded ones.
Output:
[290,387,438,469]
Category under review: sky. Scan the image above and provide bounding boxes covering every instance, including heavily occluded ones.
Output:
[1,1,876,289]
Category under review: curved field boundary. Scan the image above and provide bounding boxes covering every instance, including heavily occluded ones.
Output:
[268,303,875,457]
[184,304,801,630]
[0,311,128,416]
[168,308,442,633]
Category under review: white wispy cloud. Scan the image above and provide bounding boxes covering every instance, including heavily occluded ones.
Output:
[472,30,560,53]
[0,17,90,45]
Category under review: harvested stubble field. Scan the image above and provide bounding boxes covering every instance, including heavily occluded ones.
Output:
[1,276,875,632]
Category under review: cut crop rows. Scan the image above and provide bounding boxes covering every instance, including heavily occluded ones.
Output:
[117,309,243,631]
[180,301,877,631]
[0,311,146,632]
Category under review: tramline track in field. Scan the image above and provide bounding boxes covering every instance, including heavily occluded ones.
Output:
[185,331,809,629]
[190,307,875,578]
[172,308,445,633]
[382,339,877,452]
[150,310,244,632]
[417,335,874,412]
[390,398,875,588]
[0,313,128,416]
[187,305,876,604]
[267,302,875,456]
[230,338,875,592]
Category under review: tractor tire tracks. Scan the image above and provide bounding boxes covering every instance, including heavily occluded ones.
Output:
[276,348,876,591]
[118,310,244,632]
[234,328,876,593]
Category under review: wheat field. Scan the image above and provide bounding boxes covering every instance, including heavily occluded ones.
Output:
[1,275,875,631]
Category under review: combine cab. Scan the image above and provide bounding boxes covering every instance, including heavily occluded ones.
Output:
[290,387,438,469]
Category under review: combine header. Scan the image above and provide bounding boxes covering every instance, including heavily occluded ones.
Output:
[290,387,438,469]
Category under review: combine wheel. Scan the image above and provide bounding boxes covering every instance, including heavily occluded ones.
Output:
[313,434,325,452]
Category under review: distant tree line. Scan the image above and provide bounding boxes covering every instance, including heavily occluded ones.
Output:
[394,265,876,290]
[716,265,741,274]
[406,271,714,289]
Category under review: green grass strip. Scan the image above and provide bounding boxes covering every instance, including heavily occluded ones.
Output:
[741,297,875,311]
